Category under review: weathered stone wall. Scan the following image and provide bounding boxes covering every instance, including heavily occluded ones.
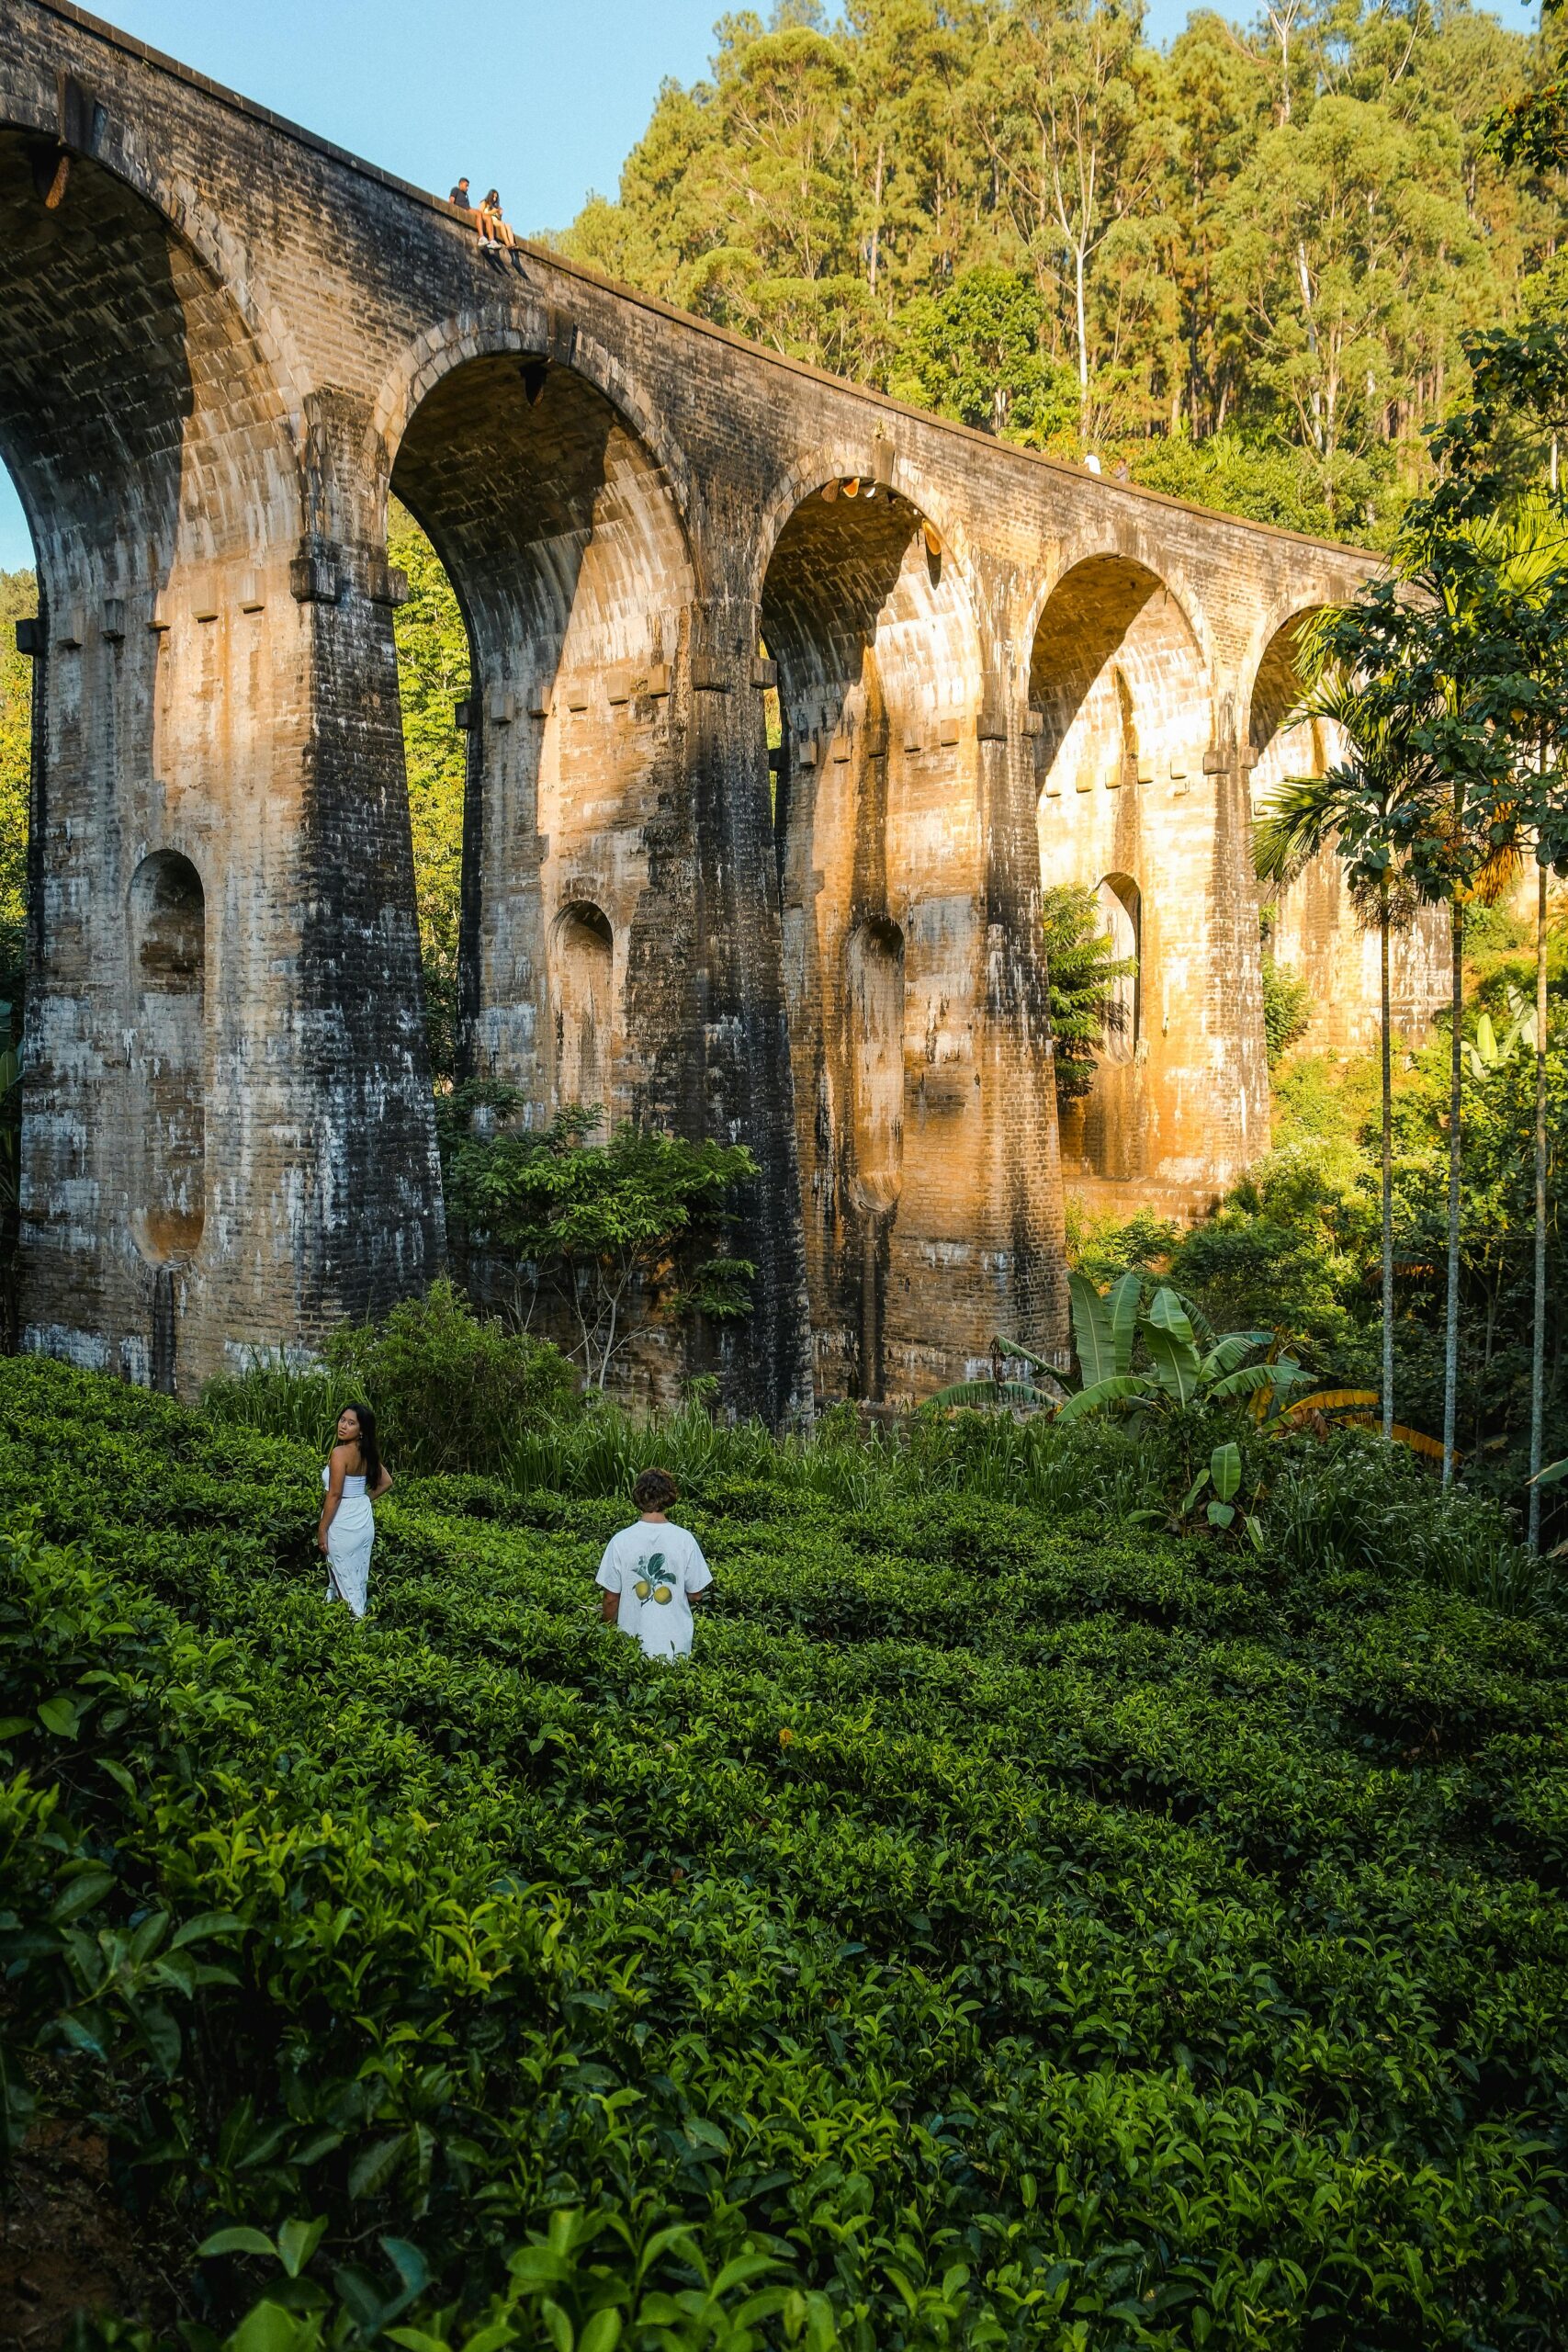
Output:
[0,0,1380,1411]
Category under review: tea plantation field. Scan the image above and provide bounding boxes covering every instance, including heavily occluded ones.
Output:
[4,1357,1568,2349]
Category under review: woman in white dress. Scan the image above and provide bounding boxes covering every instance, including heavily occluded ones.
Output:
[317,1403,392,1619]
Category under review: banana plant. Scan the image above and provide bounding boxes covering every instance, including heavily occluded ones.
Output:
[1055,1275,1312,1427]
[1275,1385,1451,1463]
[927,1334,1066,1412]
[1132,1437,1265,1546]
[1463,985,1538,1080]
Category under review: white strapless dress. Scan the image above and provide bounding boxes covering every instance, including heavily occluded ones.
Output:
[322,1466,375,1617]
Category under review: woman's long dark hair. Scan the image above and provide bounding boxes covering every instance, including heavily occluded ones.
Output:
[342,1401,381,1494]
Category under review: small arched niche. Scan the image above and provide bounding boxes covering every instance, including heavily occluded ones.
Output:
[845,917,905,1214]
[552,900,614,1114]
[1097,874,1141,1064]
[130,850,206,1262]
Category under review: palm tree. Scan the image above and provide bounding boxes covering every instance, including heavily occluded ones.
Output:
[1255,668,1421,1446]
[1339,506,1554,1487]
[1443,495,1568,1538]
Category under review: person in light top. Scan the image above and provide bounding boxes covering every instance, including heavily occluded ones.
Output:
[596,1468,712,1660]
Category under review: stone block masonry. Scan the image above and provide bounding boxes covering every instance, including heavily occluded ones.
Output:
[0,0,1417,1415]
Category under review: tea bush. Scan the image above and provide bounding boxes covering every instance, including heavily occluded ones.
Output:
[4,1357,1568,2349]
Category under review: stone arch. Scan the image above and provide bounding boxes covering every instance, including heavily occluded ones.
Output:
[1031,555,1238,1203]
[385,340,696,1137]
[128,849,206,1268]
[1019,534,1220,715]
[1245,606,1325,792]
[370,310,694,540]
[0,90,309,445]
[761,472,985,1401]
[1245,605,1446,1054]
[748,443,978,620]
[1030,554,1213,791]
[0,127,301,582]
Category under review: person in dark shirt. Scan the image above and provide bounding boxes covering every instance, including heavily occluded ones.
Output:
[448,176,472,209]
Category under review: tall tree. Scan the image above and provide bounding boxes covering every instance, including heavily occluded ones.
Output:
[972,0,1162,447]
[561,0,1555,536]
[1404,329,1568,1533]
[1255,672,1424,1442]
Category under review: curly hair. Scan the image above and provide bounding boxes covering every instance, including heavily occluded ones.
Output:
[633,1467,679,1513]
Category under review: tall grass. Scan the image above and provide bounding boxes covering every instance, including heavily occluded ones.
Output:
[504,1394,1171,1526]
[203,1355,355,1452]
[203,1327,1555,1616]
[1266,1433,1552,1615]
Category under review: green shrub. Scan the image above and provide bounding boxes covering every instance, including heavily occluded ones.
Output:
[1260,947,1314,1066]
[204,1278,580,1475]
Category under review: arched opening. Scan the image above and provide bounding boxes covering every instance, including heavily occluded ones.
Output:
[1096,876,1140,1064]
[389,351,694,1132]
[1247,609,1447,1054]
[846,917,905,1211]
[389,498,468,1088]
[761,476,983,1401]
[1247,610,1332,1057]
[0,504,34,1350]
[1031,557,1229,1202]
[552,899,614,1113]
[0,121,312,1388]
[129,850,206,1265]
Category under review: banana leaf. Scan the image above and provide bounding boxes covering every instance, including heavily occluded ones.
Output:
[925,1378,1052,1412]
[1068,1271,1118,1385]
[1109,1270,1144,1376]
[991,1335,1065,1388]
[1055,1374,1156,1425]
[1278,1387,1380,1419]
[1337,1414,1452,1463]
[1146,1287,1197,1350]
[1144,1321,1201,1407]
[1198,1330,1270,1381]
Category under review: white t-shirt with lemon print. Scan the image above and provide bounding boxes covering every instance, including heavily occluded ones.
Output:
[596,1521,713,1659]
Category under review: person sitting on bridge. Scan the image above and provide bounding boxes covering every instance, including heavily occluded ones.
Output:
[477,188,522,266]
[448,175,473,209]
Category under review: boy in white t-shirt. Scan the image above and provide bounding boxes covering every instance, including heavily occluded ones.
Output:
[596,1468,714,1660]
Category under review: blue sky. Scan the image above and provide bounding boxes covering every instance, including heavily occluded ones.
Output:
[0,0,1540,571]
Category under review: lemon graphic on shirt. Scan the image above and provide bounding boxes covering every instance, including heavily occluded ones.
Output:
[637,1552,667,1604]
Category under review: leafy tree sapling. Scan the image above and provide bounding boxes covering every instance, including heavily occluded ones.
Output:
[444,1100,759,1391]
[1040,882,1139,1109]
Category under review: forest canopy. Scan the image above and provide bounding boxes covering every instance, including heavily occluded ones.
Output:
[560,0,1566,543]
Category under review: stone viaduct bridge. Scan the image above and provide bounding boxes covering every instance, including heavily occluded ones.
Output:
[0,0,1414,1418]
